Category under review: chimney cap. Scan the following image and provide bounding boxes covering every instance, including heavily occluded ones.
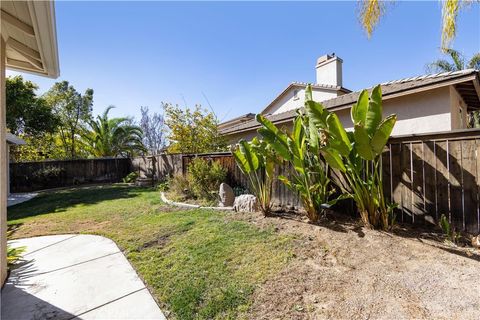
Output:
[316,54,343,67]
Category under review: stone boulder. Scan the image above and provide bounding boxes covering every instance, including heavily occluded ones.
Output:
[218,183,235,207]
[233,194,259,213]
[472,235,480,249]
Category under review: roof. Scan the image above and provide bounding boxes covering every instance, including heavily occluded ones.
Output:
[218,113,255,130]
[259,82,351,115]
[6,133,26,145]
[2,1,60,78]
[220,69,480,136]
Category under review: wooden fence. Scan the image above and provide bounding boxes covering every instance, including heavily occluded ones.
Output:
[384,129,480,234]
[179,130,480,234]
[10,158,131,193]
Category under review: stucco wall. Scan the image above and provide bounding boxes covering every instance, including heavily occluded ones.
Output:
[225,86,457,144]
[335,87,453,136]
[265,87,338,115]
[450,86,469,129]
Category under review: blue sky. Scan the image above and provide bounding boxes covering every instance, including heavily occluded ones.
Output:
[7,1,480,122]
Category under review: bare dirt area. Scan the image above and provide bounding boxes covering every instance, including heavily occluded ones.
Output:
[231,211,480,320]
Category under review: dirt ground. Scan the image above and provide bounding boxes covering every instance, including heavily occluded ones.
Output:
[231,211,480,320]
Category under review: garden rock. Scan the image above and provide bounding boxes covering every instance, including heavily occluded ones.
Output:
[233,194,258,212]
[218,183,235,207]
[472,235,480,248]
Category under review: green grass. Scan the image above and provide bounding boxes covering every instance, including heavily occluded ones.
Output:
[8,184,293,319]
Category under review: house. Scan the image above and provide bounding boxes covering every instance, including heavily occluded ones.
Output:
[219,54,480,144]
[1,0,60,284]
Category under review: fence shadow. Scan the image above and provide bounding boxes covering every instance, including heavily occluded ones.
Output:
[7,184,150,220]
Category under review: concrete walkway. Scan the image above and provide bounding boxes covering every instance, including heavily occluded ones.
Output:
[7,193,38,207]
[2,235,166,320]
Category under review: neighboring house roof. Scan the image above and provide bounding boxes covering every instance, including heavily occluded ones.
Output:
[2,0,60,78]
[6,133,26,145]
[260,82,351,115]
[220,69,480,136]
[218,113,255,130]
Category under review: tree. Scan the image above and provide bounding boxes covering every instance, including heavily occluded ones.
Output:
[426,49,480,127]
[163,103,227,154]
[6,76,58,136]
[139,106,166,155]
[359,0,477,49]
[426,49,480,72]
[82,106,145,157]
[44,81,94,159]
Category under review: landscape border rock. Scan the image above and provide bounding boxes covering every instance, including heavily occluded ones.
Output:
[160,192,233,211]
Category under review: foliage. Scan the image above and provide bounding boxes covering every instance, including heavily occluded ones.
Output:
[309,84,397,229]
[82,106,145,157]
[32,166,65,182]
[7,245,26,266]
[7,185,293,320]
[358,0,476,49]
[439,214,460,244]
[44,81,94,159]
[168,174,192,200]
[6,76,59,136]
[123,172,138,183]
[426,48,480,73]
[426,49,480,128]
[256,104,344,223]
[163,103,227,154]
[157,180,169,192]
[187,158,227,200]
[139,106,166,155]
[232,138,277,216]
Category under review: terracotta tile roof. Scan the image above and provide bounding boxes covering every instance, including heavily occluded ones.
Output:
[220,69,479,135]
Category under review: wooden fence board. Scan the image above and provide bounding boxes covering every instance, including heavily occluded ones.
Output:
[411,142,425,224]
[423,141,437,224]
[434,141,451,224]
[461,139,478,233]
[449,140,464,228]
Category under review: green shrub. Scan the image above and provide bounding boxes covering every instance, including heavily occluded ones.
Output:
[123,172,138,183]
[7,245,26,266]
[32,166,65,181]
[232,138,277,216]
[157,180,169,192]
[187,158,227,200]
[169,174,192,200]
[439,214,459,244]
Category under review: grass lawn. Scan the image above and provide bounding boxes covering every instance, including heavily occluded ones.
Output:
[7,184,294,320]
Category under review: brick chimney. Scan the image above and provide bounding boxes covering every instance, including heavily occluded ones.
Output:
[315,53,343,87]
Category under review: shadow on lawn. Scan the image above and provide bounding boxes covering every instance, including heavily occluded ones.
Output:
[7,184,153,221]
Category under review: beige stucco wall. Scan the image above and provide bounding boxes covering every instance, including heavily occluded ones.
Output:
[266,87,339,115]
[225,86,459,144]
[335,87,453,136]
[450,86,469,129]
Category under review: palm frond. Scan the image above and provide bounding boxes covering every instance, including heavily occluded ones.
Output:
[441,0,460,50]
[426,59,456,73]
[442,48,465,70]
[467,53,480,70]
[358,0,386,38]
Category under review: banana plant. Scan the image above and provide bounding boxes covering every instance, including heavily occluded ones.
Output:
[232,138,277,216]
[256,108,343,223]
[307,84,398,229]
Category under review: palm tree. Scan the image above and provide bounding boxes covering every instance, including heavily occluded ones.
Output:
[359,0,476,49]
[83,106,146,157]
[426,49,480,72]
[426,49,480,128]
